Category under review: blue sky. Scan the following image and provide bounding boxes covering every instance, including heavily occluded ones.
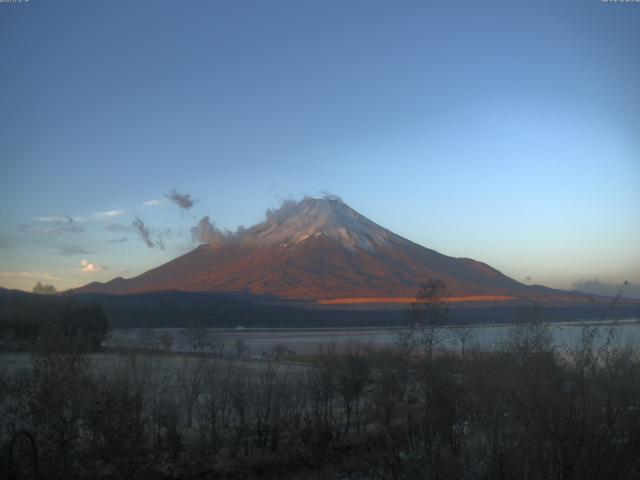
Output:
[1,0,639,293]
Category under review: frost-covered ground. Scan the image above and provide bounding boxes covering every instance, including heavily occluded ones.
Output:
[0,351,310,380]
[105,319,640,355]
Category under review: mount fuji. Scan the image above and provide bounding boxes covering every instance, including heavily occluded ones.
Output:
[75,197,578,304]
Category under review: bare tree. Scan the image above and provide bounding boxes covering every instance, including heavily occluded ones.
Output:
[207,328,226,356]
[272,343,288,361]
[372,349,407,428]
[252,365,294,453]
[182,321,208,354]
[450,324,478,362]
[155,389,183,458]
[233,337,249,358]
[198,359,222,451]
[410,280,450,361]
[176,357,205,428]
[337,341,372,434]
[159,332,173,353]
[229,367,252,457]
[86,375,149,479]
[305,343,340,445]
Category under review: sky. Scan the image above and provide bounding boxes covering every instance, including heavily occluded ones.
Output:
[0,0,639,294]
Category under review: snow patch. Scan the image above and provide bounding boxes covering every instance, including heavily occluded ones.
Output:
[244,197,396,251]
[193,197,399,251]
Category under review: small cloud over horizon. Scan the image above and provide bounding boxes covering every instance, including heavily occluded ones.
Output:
[80,259,107,273]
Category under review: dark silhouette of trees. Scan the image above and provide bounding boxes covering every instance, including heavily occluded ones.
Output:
[32,281,57,295]
[0,298,108,351]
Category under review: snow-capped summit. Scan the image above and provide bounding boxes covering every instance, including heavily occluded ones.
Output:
[243,197,396,251]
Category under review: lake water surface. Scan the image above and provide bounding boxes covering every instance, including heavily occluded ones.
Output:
[105,318,640,355]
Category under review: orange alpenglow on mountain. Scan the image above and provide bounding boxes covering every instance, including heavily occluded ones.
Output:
[75,197,582,304]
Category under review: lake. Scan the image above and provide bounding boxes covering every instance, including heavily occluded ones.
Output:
[105,318,640,355]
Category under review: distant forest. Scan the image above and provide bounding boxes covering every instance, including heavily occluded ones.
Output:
[0,290,107,350]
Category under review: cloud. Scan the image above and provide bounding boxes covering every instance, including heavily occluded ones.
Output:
[166,190,195,210]
[573,279,640,300]
[132,217,165,249]
[35,216,72,223]
[264,198,301,225]
[80,259,107,273]
[108,237,128,243]
[57,244,93,256]
[133,217,154,248]
[190,216,232,245]
[0,235,9,248]
[20,224,84,235]
[35,209,125,224]
[190,197,324,247]
[28,215,85,234]
[93,210,125,219]
[143,198,167,207]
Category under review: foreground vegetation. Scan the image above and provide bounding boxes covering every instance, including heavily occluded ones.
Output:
[2,314,640,479]
[2,283,639,479]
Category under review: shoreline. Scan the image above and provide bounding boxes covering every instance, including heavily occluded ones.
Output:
[107,316,640,333]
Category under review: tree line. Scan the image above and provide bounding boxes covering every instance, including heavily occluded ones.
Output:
[0,296,108,351]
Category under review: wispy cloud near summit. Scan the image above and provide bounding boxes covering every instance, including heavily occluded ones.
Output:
[133,217,165,250]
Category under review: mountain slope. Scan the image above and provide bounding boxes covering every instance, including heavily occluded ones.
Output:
[75,197,574,302]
